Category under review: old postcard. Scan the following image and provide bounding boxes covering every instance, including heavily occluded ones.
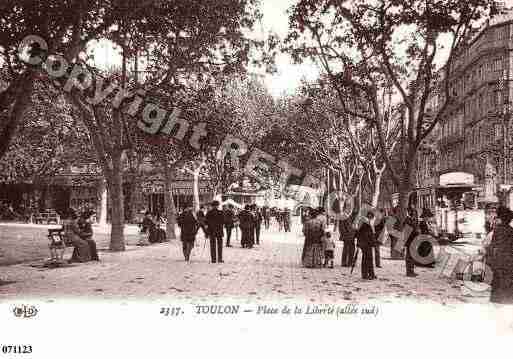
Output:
[1,0,513,357]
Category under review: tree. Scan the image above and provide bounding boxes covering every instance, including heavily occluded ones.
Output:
[285,0,490,219]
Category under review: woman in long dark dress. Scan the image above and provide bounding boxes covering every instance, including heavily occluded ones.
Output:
[302,209,324,268]
[65,210,91,263]
[488,206,513,304]
[77,211,99,261]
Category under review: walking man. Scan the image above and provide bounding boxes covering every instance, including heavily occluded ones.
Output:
[206,201,224,263]
[404,207,419,277]
[356,212,376,280]
[263,206,270,230]
[254,205,263,245]
[224,204,235,247]
[177,206,199,262]
[373,209,385,268]
[340,214,356,267]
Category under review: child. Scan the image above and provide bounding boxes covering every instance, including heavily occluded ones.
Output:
[324,231,335,268]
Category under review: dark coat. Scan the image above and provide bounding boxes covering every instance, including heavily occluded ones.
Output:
[339,218,356,242]
[206,208,224,238]
[488,223,513,304]
[238,210,254,230]
[356,222,374,249]
[223,209,235,226]
[178,211,199,242]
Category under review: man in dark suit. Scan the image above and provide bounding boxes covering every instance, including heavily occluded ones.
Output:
[404,207,419,277]
[253,205,263,245]
[223,204,235,247]
[373,209,385,268]
[340,214,356,267]
[356,212,376,280]
[206,200,225,263]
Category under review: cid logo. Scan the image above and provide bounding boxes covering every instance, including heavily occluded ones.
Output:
[12,305,38,318]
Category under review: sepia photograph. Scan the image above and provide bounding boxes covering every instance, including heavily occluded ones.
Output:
[1,0,512,357]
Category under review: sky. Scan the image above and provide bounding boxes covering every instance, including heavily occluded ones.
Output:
[90,0,513,98]
[90,0,318,98]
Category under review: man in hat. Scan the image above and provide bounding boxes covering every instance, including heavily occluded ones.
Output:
[206,200,225,263]
[223,204,235,247]
[488,206,513,304]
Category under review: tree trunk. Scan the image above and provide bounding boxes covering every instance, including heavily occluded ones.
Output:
[98,178,108,225]
[193,168,201,213]
[163,164,177,240]
[108,152,125,251]
[128,175,143,223]
[390,180,410,259]
[371,169,383,208]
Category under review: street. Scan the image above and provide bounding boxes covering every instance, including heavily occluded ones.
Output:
[0,220,489,305]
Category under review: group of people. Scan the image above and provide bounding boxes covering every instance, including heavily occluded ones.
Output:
[139,211,167,244]
[177,202,271,263]
[274,208,292,232]
[302,206,437,281]
[62,209,100,263]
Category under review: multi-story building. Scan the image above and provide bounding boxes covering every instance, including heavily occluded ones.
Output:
[416,4,513,233]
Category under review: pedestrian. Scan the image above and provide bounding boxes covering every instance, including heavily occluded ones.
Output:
[177,206,199,262]
[238,205,253,248]
[263,206,270,230]
[323,231,335,268]
[487,206,513,304]
[223,204,235,247]
[283,208,291,232]
[254,205,263,245]
[404,207,419,277]
[356,212,376,280]
[276,208,283,231]
[77,211,99,261]
[302,208,324,268]
[373,209,385,268]
[340,212,356,267]
[197,205,208,238]
[206,201,224,263]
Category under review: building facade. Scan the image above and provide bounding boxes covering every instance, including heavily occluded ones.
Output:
[417,8,513,217]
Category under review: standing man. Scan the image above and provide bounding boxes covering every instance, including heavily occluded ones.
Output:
[356,212,376,280]
[177,206,199,262]
[373,209,385,268]
[340,213,356,267]
[223,204,235,247]
[283,208,291,232]
[254,205,263,245]
[404,207,419,277]
[206,201,224,263]
[263,206,270,230]
[196,205,208,239]
[238,205,253,248]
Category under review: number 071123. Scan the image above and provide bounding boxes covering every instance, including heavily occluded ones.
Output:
[1,345,33,354]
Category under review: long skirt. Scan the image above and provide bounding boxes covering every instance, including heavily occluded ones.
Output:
[70,238,92,262]
[490,268,513,304]
[302,243,323,268]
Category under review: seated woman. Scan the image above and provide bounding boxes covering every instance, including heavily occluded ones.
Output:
[64,210,91,263]
[78,211,99,261]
